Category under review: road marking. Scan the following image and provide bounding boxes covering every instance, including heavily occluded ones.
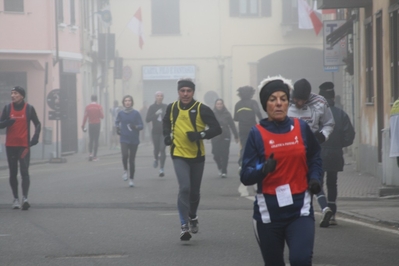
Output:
[0,234,11,237]
[159,212,179,216]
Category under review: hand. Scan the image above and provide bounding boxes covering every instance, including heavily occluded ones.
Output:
[5,118,15,127]
[155,109,162,115]
[315,131,326,144]
[262,153,277,176]
[127,123,136,131]
[30,138,38,147]
[186,131,201,142]
[164,135,172,146]
[116,127,121,135]
[308,179,321,194]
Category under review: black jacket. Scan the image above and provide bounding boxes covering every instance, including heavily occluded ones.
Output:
[146,102,168,134]
[320,100,355,171]
[212,107,238,141]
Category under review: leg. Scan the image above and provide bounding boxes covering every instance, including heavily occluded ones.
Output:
[158,134,167,169]
[19,147,31,199]
[121,143,129,171]
[6,147,20,199]
[188,161,204,218]
[173,158,191,225]
[220,139,231,174]
[152,133,160,163]
[286,216,315,266]
[326,171,338,215]
[253,219,286,266]
[128,144,138,179]
[211,140,222,171]
[92,123,101,157]
[88,124,95,155]
[316,172,333,227]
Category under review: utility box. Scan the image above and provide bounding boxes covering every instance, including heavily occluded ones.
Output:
[43,127,52,145]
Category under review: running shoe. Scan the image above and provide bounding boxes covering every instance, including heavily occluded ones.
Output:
[122,171,128,181]
[320,207,333,228]
[218,169,222,177]
[159,168,165,177]
[189,216,199,234]
[153,160,158,168]
[221,173,227,178]
[12,198,20,209]
[180,224,192,241]
[329,215,338,226]
[21,198,30,211]
[92,157,99,162]
[89,154,93,161]
[129,179,135,187]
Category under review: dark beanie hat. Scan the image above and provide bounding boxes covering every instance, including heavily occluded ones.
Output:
[12,86,25,98]
[177,79,195,91]
[293,79,311,100]
[259,79,290,112]
[319,82,335,99]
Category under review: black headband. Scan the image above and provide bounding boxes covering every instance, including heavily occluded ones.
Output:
[177,80,195,91]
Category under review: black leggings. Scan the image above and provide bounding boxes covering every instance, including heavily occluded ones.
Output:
[6,146,31,199]
[152,133,166,168]
[121,143,138,179]
[88,123,101,157]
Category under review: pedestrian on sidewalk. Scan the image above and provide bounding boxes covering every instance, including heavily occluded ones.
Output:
[240,76,322,266]
[234,86,263,173]
[163,78,221,241]
[81,95,104,161]
[115,95,143,188]
[318,82,355,226]
[389,98,399,168]
[146,91,168,177]
[288,78,335,227]
[0,86,41,210]
[211,98,239,178]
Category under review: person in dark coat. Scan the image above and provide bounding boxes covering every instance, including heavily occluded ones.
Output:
[318,82,355,226]
[234,86,263,169]
[211,99,239,178]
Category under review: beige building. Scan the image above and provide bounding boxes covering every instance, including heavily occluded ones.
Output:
[109,0,338,114]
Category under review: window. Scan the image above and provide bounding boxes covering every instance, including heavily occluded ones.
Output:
[4,0,24,12]
[56,0,64,23]
[365,18,374,103]
[281,0,298,24]
[70,0,76,25]
[390,8,399,102]
[151,0,180,35]
[230,0,271,17]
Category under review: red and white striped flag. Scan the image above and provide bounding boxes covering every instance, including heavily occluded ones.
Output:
[298,0,323,36]
[127,7,145,49]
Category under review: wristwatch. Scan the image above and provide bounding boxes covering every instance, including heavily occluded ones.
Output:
[200,131,206,139]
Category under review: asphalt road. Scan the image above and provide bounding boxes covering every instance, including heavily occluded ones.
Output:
[0,145,398,266]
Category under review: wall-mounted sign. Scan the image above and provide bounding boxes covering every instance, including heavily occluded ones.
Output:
[323,20,347,66]
[142,65,196,80]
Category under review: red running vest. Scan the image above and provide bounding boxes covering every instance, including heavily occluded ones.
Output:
[6,103,28,147]
[256,119,308,195]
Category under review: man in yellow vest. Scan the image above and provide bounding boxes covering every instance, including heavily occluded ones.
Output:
[163,78,221,241]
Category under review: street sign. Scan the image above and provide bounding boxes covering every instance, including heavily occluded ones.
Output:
[47,89,60,111]
[324,66,339,72]
[323,20,347,66]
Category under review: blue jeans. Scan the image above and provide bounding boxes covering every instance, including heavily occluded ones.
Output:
[254,216,315,266]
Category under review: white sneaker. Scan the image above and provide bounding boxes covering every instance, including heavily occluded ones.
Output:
[129,179,134,187]
[21,197,30,211]
[12,198,20,209]
[122,171,128,181]
[159,168,165,177]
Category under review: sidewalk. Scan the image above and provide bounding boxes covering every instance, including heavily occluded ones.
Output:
[1,143,399,230]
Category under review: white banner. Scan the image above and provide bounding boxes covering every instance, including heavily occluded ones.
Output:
[142,65,196,80]
[323,20,348,66]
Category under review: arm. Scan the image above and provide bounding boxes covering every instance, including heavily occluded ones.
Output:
[145,105,154,123]
[29,106,41,146]
[134,111,144,131]
[199,105,222,139]
[162,103,172,138]
[0,105,12,129]
[319,104,335,140]
[303,123,323,184]
[240,127,265,186]
[341,112,355,147]
[227,112,239,139]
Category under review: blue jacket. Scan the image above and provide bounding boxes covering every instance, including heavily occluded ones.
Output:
[115,109,143,145]
[240,117,322,223]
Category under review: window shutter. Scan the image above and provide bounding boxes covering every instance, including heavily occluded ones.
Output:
[230,0,239,17]
[261,0,271,17]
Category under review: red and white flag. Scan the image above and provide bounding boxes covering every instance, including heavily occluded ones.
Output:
[127,7,144,49]
[298,0,323,36]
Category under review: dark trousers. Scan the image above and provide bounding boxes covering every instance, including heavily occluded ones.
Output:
[6,146,31,199]
[88,123,101,157]
[151,132,166,168]
[254,216,315,266]
[325,171,338,214]
[211,138,231,174]
[121,142,138,179]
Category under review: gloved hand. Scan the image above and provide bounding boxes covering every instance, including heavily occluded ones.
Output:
[127,123,136,131]
[186,131,201,142]
[155,109,162,115]
[116,127,121,135]
[315,131,326,144]
[30,138,38,147]
[308,179,321,194]
[81,125,87,132]
[164,135,172,146]
[262,153,277,176]
[4,118,16,127]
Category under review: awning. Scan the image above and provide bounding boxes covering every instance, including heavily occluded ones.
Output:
[326,19,354,47]
[318,0,372,9]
